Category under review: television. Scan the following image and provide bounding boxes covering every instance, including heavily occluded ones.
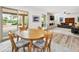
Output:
[50,16,54,20]
[49,23,54,26]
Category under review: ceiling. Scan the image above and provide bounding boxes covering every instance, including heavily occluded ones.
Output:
[6,6,79,14]
[34,6,79,14]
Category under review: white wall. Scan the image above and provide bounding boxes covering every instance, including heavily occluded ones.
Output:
[28,10,46,28]
[54,13,79,25]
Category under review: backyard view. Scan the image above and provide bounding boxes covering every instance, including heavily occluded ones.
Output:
[2,14,18,39]
[2,13,29,40]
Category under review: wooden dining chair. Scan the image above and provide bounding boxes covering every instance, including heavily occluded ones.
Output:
[33,31,53,52]
[18,25,28,41]
[44,31,53,52]
[8,31,29,52]
[18,24,26,32]
[19,26,24,32]
[38,26,42,29]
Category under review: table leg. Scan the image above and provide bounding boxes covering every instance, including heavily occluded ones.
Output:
[28,40,33,52]
[17,36,19,41]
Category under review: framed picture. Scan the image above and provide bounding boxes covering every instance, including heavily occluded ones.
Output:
[33,16,39,22]
[60,17,63,22]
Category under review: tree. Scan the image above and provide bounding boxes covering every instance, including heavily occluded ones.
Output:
[3,17,8,24]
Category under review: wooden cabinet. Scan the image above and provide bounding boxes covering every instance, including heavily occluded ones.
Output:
[65,18,75,25]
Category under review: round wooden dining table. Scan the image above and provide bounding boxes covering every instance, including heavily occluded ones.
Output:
[15,29,45,52]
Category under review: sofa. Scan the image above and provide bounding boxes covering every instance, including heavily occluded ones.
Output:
[71,27,79,34]
[57,23,72,29]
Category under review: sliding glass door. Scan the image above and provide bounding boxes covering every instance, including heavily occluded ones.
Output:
[0,7,29,41]
[2,14,29,40]
[2,14,18,39]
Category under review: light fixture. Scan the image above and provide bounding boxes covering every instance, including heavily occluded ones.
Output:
[64,11,71,15]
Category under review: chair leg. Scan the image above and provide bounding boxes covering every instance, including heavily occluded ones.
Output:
[23,47,26,52]
[12,46,16,52]
[27,46,29,52]
[12,46,14,52]
[42,48,45,52]
[47,47,49,52]
[17,36,19,41]
[15,48,18,52]
[40,49,43,52]
[49,46,51,52]
[33,46,35,52]
[37,48,39,52]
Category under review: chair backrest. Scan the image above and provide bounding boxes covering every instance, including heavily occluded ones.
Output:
[8,31,16,48]
[38,26,43,30]
[19,25,28,32]
[44,31,53,46]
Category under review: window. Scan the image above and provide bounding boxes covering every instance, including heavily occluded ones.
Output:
[41,14,46,28]
[18,10,28,30]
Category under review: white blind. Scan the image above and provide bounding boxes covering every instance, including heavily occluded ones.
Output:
[18,10,28,16]
[2,7,17,15]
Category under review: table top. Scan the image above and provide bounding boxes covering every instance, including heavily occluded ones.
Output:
[15,29,45,40]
